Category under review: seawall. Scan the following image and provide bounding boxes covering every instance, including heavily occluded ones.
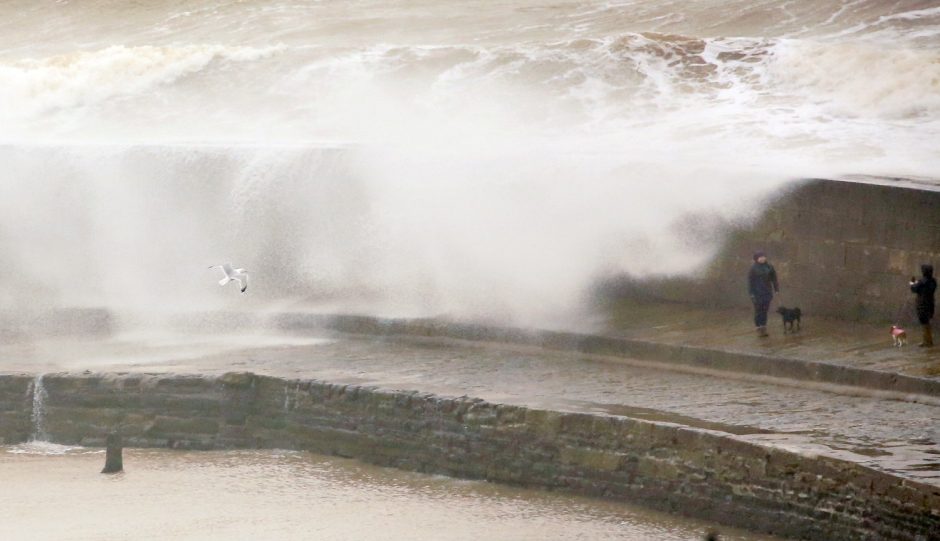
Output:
[273,313,940,400]
[1,372,937,541]
[604,178,940,323]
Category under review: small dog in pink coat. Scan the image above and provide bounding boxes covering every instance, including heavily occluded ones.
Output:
[891,326,907,348]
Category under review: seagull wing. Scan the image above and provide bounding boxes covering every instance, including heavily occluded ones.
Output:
[221,263,234,276]
[238,274,248,293]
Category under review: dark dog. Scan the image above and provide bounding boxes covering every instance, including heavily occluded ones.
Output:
[776,306,802,334]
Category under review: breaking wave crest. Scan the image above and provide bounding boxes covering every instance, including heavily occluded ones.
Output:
[2,30,936,143]
[0,44,284,121]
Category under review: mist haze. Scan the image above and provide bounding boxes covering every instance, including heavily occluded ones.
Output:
[1,0,937,328]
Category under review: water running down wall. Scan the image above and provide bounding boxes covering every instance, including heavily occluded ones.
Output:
[29,375,48,442]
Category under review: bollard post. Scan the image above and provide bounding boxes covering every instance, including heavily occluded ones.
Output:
[101,432,123,474]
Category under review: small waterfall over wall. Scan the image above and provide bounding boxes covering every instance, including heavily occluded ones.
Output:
[29,374,48,442]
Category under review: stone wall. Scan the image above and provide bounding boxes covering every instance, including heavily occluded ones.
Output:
[605,178,940,323]
[0,375,31,444]
[1,372,937,540]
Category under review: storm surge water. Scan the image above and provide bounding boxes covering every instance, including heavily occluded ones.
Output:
[0,448,780,540]
[0,0,937,329]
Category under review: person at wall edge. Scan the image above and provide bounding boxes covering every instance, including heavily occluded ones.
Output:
[910,264,936,347]
[748,251,778,338]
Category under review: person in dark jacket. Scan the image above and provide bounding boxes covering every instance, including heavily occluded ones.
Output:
[748,251,779,337]
[910,264,936,347]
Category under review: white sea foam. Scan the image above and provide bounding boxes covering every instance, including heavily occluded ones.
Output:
[0,44,284,121]
[6,442,88,455]
[766,39,940,120]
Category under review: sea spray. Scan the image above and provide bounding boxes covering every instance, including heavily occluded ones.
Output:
[0,0,936,328]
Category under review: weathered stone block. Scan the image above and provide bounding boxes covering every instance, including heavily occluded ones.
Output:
[145,415,220,436]
[559,446,624,472]
[218,372,257,389]
[636,456,682,480]
[524,409,563,436]
[844,244,890,273]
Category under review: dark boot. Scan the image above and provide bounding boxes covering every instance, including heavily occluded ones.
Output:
[920,324,934,347]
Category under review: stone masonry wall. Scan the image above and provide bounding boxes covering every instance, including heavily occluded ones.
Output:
[0,375,32,444]
[0,372,937,540]
[607,179,940,323]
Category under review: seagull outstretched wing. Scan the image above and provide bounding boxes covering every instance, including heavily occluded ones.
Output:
[208,263,234,276]
[209,263,247,294]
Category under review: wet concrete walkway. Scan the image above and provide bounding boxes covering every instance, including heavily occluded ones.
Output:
[4,331,936,487]
[603,301,940,382]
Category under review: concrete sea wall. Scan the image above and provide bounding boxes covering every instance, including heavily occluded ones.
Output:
[605,178,940,323]
[275,314,940,399]
[1,372,938,541]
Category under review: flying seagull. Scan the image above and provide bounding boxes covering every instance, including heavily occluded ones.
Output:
[209,263,248,293]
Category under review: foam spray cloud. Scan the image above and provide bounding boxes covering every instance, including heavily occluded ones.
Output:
[0,0,937,328]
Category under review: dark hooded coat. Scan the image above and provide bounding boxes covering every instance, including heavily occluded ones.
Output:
[748,261,779,301]
[911,264,937,322]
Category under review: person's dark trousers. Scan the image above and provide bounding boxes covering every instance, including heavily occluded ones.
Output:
[753,297,772,327]
[919,315,934,347]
